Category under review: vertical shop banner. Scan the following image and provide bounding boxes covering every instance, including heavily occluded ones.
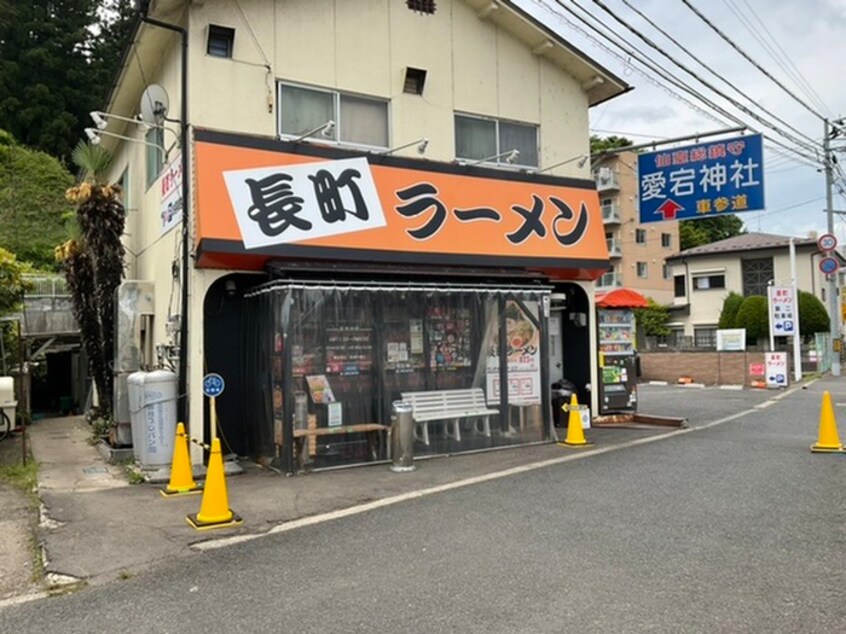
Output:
[768,286,798,336]
[486,301,541,403]
[160,154,183,235]
[638,133,764,223]
[765,352,788,388]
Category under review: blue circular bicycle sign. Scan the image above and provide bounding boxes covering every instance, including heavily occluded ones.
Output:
[202,373,225,397]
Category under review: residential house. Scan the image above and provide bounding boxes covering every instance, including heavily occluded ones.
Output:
[665,232,839,347]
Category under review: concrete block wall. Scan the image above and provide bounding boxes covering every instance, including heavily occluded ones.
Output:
[639,351,781,386]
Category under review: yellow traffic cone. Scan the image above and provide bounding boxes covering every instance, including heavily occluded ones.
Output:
[160,423,202,497]
[811,390,844,453]
[557,394,593,448]
[186,438,242,530]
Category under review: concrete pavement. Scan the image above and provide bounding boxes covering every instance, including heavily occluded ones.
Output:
[0,378,831,606]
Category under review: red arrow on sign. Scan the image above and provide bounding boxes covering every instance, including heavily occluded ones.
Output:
[656,199,684,220]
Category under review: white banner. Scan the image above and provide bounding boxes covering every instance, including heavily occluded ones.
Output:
[160,154,182,235]
[223,157,386,249]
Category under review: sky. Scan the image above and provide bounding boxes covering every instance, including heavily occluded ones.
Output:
[514,0,846,243]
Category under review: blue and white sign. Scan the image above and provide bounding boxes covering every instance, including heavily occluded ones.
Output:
[819,256,840,275]
[202,373,225,398]
[638,133,764,223]
[768,286,797,336]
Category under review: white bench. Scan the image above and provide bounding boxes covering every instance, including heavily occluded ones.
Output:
[401,388,499,446]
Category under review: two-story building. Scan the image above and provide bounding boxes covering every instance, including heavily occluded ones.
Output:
[97,0,629,472]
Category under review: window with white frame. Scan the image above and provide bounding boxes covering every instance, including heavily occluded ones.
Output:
[694,326,717,349]
[636,261,648,278]
[145,127,164,189]
[662,263,672,279]
[278,83,389,148]
[693,273,725,290]
[455,114,538,167]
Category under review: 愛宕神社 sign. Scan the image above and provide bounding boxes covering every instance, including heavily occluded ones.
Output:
[637,133,764,224]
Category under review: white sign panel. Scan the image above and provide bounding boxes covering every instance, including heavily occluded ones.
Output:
[160,154,183,235]
[767,286,798,337]
[486,300,541,404]
[716,328,746,351]
[223,157,386,249]
[765,352,788,388]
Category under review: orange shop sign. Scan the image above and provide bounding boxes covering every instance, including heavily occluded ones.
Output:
[194,131,609,278]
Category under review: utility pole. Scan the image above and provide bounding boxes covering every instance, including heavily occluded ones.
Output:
[823,118,841,377]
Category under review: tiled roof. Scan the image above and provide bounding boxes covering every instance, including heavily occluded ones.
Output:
[666,232,818,259]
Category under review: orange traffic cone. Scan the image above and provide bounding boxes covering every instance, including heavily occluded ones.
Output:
[811,391,844,453]
[557,394,593,448]
[160,423,202,497]
[186,438,242,530]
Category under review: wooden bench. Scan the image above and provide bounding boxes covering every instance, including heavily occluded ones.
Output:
[401,388,498,446]
[293,421,389,468]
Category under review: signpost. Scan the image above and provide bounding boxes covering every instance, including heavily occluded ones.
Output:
[638,133,764,223]
[765,352,788,388]
[767,286,797,338]
[202,373,225,441]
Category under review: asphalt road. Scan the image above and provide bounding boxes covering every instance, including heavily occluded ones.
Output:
[1,381,844,633]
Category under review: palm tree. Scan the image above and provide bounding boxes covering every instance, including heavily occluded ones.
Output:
[56,141,125,422]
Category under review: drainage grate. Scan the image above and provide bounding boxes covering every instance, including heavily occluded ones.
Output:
[82,466,108,474]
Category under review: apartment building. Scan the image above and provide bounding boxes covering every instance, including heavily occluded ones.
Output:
[593,150,678,305]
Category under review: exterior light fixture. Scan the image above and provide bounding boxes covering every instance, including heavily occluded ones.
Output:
[535,153,589,174]
[293,120,336,142]
[83,128,168,156]
[470,148,520,166]
[379,137,429,155]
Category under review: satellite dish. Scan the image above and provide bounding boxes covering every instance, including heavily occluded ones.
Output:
[139,84,170,125]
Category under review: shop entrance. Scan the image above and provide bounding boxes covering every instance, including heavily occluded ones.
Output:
[547,283,591,421]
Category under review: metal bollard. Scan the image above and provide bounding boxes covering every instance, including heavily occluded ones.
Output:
[390,400,416,472]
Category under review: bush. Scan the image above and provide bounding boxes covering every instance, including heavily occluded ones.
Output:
[718,292,744,329]
[734,295,769,340]
[798,290,830,335]
[634,298,671,337]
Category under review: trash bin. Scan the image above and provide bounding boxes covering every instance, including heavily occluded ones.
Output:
[551,380,575,427]
[390,400,416,472]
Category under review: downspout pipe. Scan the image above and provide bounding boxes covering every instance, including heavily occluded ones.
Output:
[140,9,190,428]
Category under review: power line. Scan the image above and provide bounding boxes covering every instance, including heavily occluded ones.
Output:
[615,0,819,150]
[549,0,818,165]
[725,0,831,117]
[583,0,819,157]
[679,0,825,122]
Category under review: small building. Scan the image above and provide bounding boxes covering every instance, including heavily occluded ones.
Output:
[665,232,837,347]
[592,150,678,304]
[96,0,630,471]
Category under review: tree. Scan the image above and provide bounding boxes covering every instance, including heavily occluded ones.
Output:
[56,141,124,420]
[734,295,769,341]
[0,129,75,269]
[0,247,32,315]
[679,215,745,251]
[0,1,136,163]
[634,298,671,337]
[718,292,744,329]
[590,135,633,155]
[798,290,829,336]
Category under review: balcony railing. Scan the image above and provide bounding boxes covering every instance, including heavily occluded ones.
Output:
[596,171,620,192]
[601,202,621,224]
[23,275,69,297]
[606,238,622,258]
[597,272,622,288]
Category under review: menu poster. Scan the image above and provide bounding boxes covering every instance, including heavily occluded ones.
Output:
[325,327,373,375]
[327,402,343,428]
[428,307,472,369]
[410,319,424,354]
[486,300,541,403]
[306,375,336,404]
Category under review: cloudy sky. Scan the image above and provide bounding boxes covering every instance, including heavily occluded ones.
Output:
[515,0,846,242]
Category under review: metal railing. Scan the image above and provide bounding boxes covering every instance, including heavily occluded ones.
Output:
[22,275,69,297]
[606,238,622,257]
[597,272,622,288]
[601,202,621,224]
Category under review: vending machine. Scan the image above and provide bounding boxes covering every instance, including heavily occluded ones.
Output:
[597,302,640,415]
